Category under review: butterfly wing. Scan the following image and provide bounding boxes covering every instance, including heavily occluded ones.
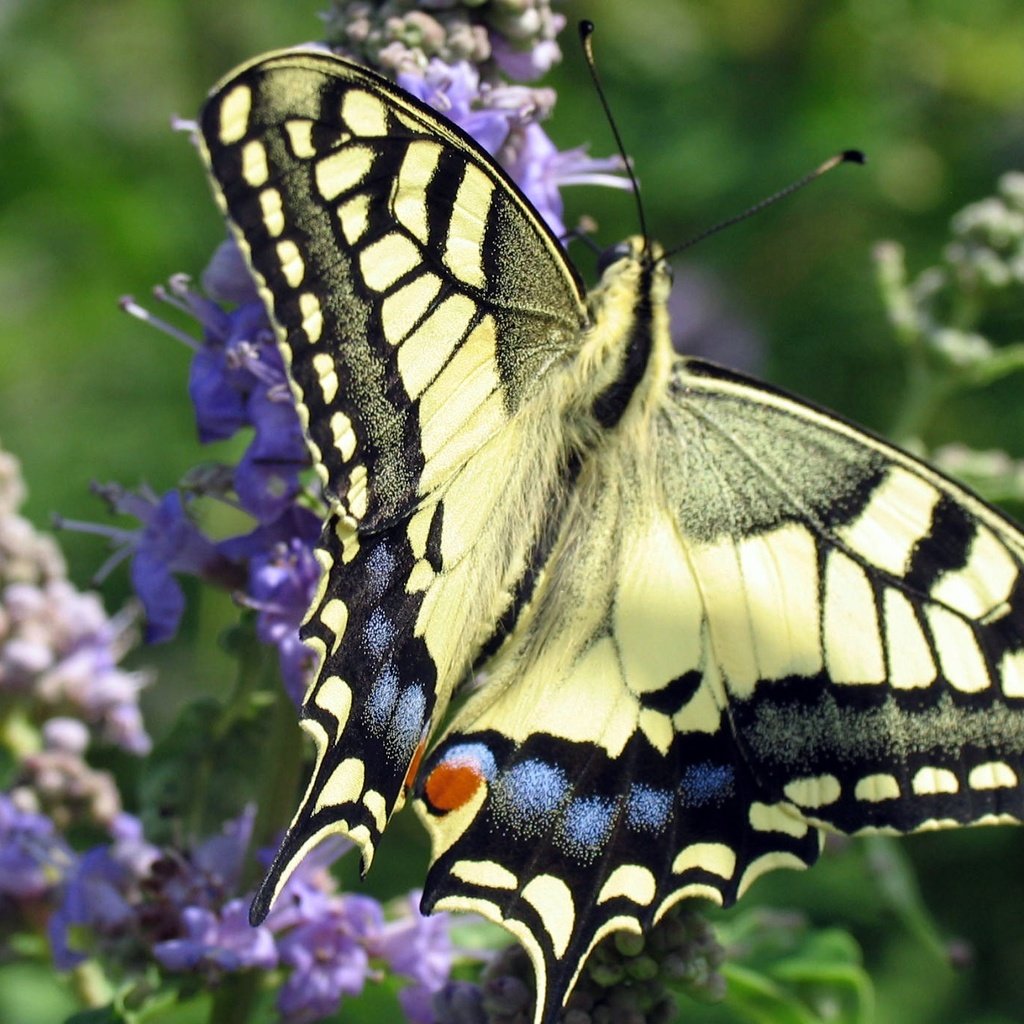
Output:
[197,50,588,917]
[671,360,1024,830]
[416,355,1024,1024]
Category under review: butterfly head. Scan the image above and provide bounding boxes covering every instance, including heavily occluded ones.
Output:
[593,236,673,306]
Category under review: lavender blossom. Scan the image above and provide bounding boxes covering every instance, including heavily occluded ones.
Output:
[377,892,454,1023]
[181,263,309,522]
[50,809,260,974]
[0,792,72,903]
[124,251,310,528]
[79,484,241,645]
[502,123,631,240]
[153,899,277,973]
[138,807,258,939]
[48,818,161,970]
[1,447,152,756]
[275,895,380,1023]
[110,247,320,688]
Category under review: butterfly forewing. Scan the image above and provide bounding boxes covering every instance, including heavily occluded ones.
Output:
[199,50,586,529]
[199,51,588,921]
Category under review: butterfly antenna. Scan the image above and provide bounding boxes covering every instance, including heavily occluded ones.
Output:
[665,149,866,259]
[579,20,649,252]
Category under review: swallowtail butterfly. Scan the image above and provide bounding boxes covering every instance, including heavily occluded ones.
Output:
[198,49,1024,1023]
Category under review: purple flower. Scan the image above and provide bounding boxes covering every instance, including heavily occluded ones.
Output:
[178,250,310,522]
[376,893,454,1024]
[504,124,631,239]
[188,338,250,443]
[48,824,160,970]
[0,793,72,902]
[233,375,308,523]
[50,809,260,973]
[39,607,151,754]
[154,899,277,973]
[399,59,515,156]
[186,301,274,438]
[108,487,239,644]
[124,251,310,526]
[1,446,152,753]
[276,896,381,1023]
[1,575,152,754]
[137,808,258,934]
[245,537,322,705]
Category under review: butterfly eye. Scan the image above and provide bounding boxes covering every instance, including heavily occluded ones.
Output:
[596,241,632,276]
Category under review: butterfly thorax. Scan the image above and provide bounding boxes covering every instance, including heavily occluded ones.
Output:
[571,236,674,442]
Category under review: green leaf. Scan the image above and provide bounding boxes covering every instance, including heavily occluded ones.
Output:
[715,912,874,1024]
[136,697,261,844]
[137,619,302,847]
[722,964,823,1024]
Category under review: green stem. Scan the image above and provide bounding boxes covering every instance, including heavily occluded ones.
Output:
[244,673,305,894]
[202,621,303,1024]
[888,351,945,448]
[217,616,306,892]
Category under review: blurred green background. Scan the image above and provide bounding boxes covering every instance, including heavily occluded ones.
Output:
[2,1,1024,1021]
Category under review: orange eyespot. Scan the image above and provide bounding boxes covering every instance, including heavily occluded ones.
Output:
[424,760,485,812]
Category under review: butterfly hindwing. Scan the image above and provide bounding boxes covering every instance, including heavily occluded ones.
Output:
[669,360,1024,833]
[415,354,1024,1024]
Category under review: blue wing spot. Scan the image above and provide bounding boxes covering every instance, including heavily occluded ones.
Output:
[558,795,617,860]
[365,544,396,598]
[363,607,394,659]
[437,742,498,781]
[626,784,673,832]
[363,661,398,735]
[389,684,426,760]
[492,759,568,835]
[679,762,735,808]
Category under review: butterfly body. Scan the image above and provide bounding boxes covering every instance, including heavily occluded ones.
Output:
[199,50,1024,1024]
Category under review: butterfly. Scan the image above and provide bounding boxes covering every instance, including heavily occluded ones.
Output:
[198,48,1024,1024]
